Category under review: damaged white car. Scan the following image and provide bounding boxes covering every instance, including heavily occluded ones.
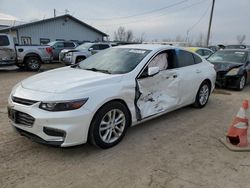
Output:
[8,45,216,148]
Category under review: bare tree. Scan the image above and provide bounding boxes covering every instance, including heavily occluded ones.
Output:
[114,26,134,42]
[236,35,246,44]
[126,30,134,42]
[135,33,146,43]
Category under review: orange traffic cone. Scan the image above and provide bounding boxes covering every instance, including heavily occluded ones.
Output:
[227,100,249,147]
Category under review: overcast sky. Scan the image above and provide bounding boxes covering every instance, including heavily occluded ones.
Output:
[0,0,249,45]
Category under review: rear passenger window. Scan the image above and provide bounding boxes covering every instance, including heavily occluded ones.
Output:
[177,50,195,67]
[193,54,202,64]
[64,42,75,47]
[91,45,99,50]
[99,44,110,50]
[203,50,212,56]
[196,49,203,56]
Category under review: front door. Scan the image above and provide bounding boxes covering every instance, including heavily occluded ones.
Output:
[136,50,181,119]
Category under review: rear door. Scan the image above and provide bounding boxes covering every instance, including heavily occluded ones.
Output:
[174,49,205,104]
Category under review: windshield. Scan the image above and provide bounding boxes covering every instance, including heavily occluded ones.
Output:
[78,48,151,74]
[207,50,247,64]
[76,43,94,50]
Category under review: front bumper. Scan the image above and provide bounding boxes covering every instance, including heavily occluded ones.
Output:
[216,73,240,88]
[8,97,93,147]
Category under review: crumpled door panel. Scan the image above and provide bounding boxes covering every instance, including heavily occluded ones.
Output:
[136,71,180,119]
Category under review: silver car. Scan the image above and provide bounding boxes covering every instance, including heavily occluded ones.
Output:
[59,42,111,65]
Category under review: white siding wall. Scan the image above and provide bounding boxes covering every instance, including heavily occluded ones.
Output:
[17,17,104,44]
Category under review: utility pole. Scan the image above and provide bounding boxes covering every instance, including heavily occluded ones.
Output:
[54,8,56,17]
[206,0,215,46]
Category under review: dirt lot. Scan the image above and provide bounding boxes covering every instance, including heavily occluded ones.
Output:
[0,64,250,188]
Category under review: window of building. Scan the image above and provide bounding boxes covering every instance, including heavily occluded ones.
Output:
[40,38,50,45]
[21,37,32,45]
[0,35,10,46]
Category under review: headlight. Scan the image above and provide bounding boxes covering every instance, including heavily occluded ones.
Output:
[226,68,240,76]
[65,52,73,57]
[39,98,88,111]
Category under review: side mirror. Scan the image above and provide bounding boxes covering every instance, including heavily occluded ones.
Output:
[88,48,93,51]
[148,67,160,76]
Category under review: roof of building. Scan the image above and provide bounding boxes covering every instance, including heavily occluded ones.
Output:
[0,14,108,36]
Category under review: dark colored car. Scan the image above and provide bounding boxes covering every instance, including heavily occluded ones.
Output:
[207,49,250,90]
[225,45,250,50]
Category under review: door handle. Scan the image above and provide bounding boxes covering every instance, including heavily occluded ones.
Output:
[196,69,202,73]
[173,74,178,78]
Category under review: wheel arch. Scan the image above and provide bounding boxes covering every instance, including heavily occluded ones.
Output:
[24,53,42,63]
[92,98,132,127]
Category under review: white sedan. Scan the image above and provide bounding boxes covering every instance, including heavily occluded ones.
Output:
[8,45,216,148]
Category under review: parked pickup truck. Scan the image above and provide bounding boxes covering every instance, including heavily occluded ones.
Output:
[59,42,111,65]
[0,34,53,71]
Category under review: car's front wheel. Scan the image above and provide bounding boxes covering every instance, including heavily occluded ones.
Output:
[89,101,130,149]
[194,81,211,108]
[237,74,246,91]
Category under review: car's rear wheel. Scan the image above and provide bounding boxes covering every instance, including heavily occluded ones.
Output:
[194,81,211,108]
[89,101,130,149]
[237,74,246,91]
[25,56,41,71]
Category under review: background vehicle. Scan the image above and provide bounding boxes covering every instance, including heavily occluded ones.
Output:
[207,49,250,90]
[225,44,250,50]
[186,47,214,58]
[0,34,53,71]
[8,45,216,148]
[59,42,111,65]
[48,41,78,60]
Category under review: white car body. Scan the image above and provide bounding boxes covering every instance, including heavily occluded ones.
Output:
[8,45,216,147]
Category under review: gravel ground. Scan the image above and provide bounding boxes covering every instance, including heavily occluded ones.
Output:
[0,64,250,188]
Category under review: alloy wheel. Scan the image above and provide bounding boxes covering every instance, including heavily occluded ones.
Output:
[99,109,126,144]
[199,84,209,106]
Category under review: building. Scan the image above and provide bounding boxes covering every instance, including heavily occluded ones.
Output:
[0,14,108,45]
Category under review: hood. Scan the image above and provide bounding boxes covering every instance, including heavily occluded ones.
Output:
[211,61,243,72]
[60,49,80,54]
[21,67,123,93]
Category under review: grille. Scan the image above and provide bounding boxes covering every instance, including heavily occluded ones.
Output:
[12,96,38,106]
[15,111,35,127]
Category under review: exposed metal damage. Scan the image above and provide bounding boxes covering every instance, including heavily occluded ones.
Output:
[135,70,181,119]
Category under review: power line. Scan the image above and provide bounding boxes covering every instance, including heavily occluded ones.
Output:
[92,0,208,27]
[79,0,188,21]
[187,1,212,32]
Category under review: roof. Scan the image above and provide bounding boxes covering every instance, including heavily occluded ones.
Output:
[186,47,212,52]
[115,44,176,51]
[0,14,108,36]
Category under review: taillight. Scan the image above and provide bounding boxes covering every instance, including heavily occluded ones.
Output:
[46,47,53,55]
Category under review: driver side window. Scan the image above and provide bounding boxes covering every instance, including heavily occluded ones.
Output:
[148,52,168,71]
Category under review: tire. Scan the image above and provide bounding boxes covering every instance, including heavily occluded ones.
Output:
[193,81,211,108]
[25,56,41,71]
[75,56,86,64]
[236,74,246,91]
[89,101,130,149]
